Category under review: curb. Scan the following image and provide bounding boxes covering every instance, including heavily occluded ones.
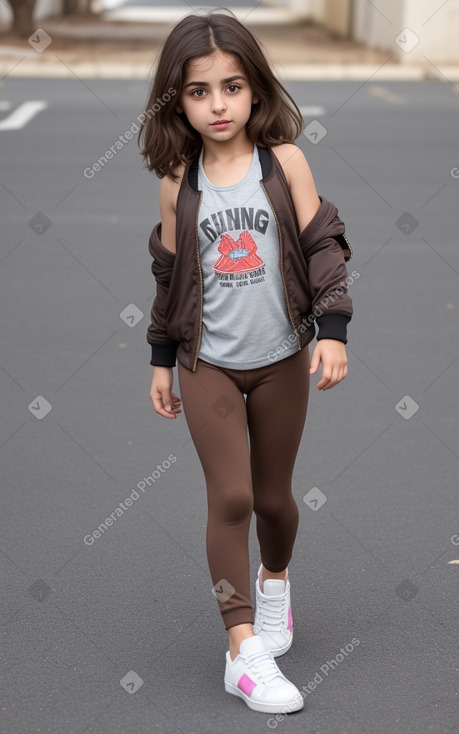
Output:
[2,59,459,81]
[102,6,309,24]
[272,63,459,81]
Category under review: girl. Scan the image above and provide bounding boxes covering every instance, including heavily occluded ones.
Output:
[138,9,354,715]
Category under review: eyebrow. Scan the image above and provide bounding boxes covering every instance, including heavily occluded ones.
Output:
[183,75,247,89]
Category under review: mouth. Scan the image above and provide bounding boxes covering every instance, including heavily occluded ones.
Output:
[211,120,231,127]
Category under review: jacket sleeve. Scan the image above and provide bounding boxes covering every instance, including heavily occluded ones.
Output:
[298,196,354,344]
[146,222,180,367]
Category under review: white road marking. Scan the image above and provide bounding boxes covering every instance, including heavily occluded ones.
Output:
[0,100,48,130]
[366,85,405,104]
[299,105,326,117]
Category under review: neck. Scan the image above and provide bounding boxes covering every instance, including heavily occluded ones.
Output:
[200,129,254,166]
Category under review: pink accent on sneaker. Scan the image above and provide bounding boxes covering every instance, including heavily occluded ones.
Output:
[287,605,293,631]
[237,673,257,696]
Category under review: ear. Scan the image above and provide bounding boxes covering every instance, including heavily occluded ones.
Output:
[175,104,183,114]
[252,94,260,105]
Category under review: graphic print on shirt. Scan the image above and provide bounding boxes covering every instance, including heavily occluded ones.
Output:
[199,206,268,288]
[214,231,263,273]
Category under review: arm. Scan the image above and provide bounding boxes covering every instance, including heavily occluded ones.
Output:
[277,144,321,232]
[147,177,178,367]
[280,145,352,390]
[147,174,179,366]
[148,174,182,418]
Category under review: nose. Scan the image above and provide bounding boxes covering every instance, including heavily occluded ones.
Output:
[211,92,226,113]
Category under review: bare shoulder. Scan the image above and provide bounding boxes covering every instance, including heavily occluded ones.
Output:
[270,143,311,184]
[159,161,186,214]
[270,142,303,166]
[158,162,186,255]
[271,144,320,231]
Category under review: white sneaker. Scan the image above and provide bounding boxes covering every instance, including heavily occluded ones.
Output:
[224,634,303,714]
[253,563,293,657]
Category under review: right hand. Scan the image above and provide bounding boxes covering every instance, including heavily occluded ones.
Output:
[150,366,182,419]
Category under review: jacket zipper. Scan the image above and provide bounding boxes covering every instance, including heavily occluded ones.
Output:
[192,190,204,372]
[260,179,301,350]
[341,231,353,259]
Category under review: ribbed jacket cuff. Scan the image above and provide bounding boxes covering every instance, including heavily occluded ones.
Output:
[149,341,179,367]
[316,314,351,344]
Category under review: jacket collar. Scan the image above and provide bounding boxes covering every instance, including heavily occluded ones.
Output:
[187,144,272,191]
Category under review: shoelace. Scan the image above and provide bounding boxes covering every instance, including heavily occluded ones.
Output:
[243,648,286,686]
[256,594,287,631]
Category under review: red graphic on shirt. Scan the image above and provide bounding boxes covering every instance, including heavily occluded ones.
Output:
[213,231,264,273]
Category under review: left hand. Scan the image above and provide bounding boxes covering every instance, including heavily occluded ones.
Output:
[309,339,348,391]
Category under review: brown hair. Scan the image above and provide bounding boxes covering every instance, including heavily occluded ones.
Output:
[137,8,304,181]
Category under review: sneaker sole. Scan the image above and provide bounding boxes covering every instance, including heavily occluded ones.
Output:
[224,679,304,714]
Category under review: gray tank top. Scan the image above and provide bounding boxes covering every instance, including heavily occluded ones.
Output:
[196,143,300,369]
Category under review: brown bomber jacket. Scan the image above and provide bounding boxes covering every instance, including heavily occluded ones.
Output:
[147,144,354,372]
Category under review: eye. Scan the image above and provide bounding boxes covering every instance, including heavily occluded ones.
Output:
[227,84,241,93]
[191,88,206,98]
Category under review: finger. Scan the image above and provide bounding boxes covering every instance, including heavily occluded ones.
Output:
[159,409,177,419]
[162,392,173,412]
[327,366,341,390]
[335,364,347,385]
[324,365,343,390]
[151,392,177,418]
[317,369,332,390]
[333,369,343,387]
[170,395,182,412]
[309,350,320,374]
[151,397,176,418]
[325,366,339,390]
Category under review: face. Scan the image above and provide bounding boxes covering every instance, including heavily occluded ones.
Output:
[176,49,259,143]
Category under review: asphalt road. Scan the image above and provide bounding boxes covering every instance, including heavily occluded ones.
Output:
[1,76,458,734]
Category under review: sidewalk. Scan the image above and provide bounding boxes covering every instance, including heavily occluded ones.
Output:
[1,12,459,80]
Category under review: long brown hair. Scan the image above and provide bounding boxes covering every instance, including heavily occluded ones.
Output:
[137,8,304,181]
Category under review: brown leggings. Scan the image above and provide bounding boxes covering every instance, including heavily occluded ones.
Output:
[177,346,310,631]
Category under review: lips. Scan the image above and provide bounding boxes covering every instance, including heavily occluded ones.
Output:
[211,120,230,125]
